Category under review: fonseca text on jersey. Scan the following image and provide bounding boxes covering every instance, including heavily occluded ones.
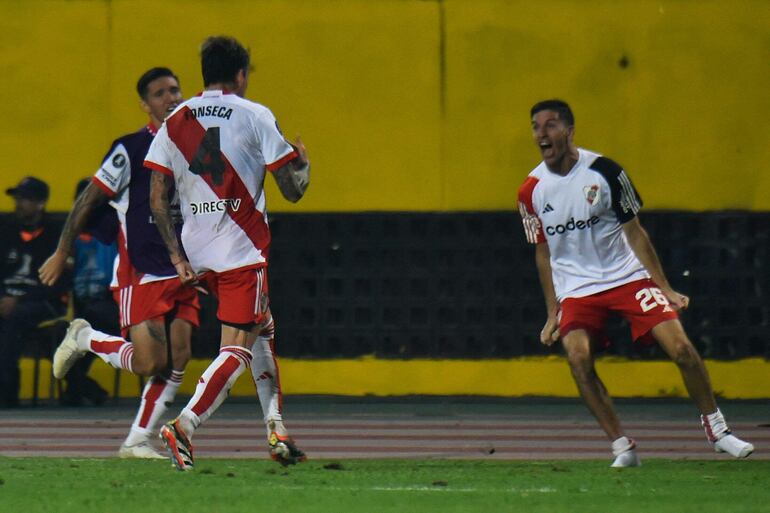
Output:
[184,105,234,120]
[545,216,600,235]
[190,199,242,215]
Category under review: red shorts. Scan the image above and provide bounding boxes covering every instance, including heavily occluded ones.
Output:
[113,278,200,338]
[199,265,270,327]
[559,278,678,346]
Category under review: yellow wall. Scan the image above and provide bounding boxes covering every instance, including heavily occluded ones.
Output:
[1,0,768,212]
[21,356,770,400]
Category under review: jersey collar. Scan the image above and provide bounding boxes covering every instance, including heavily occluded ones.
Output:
[197,89,235,97]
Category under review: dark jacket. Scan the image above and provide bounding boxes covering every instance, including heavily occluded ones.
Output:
[0,214,70,305]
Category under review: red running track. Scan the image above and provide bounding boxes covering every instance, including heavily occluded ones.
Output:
[0,416,766,461]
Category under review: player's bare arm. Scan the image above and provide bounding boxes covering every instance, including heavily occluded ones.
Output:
[38,181,108,286]
[149,170,196,285]
[272,136,310,203]
[535,242,560,345]
[622,217,689,310]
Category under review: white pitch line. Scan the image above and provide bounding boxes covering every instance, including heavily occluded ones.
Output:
[261,484,557,494]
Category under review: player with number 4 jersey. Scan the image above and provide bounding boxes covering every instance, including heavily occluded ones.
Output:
[518,99,753,467]
[145,90,291,274]
[147,36,309,470]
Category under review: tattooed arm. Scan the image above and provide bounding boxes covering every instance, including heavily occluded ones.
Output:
[272,136,310,203]
[39,181,108,286]
[149,170,197,285]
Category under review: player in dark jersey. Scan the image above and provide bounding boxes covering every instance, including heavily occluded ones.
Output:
[39,68,198,459]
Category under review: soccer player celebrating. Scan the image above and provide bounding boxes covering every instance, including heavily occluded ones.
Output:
[518,99,754,467]
[39,68,199,458]
[145,36,309,471]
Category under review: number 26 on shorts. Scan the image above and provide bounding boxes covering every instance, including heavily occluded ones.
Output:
[635,287,670,312]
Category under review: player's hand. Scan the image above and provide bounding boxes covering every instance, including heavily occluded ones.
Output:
[173,258,198,286]
[38,250,68,286]
[540,308,561,346]
[293,136,309,166]
[662,288,689,311]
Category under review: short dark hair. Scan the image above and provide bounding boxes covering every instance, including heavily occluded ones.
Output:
[200,36,250,87]
[136,67,178,100]
[530,99,574,126]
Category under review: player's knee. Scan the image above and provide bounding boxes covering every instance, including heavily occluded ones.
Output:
[132,357,167,377]
[566,349,593,375]
[669,337,699,367]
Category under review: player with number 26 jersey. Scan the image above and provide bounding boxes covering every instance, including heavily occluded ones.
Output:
[517,100,753,467]
[144,90,296,274]
[518,146,677,343]
[519,147,649,301]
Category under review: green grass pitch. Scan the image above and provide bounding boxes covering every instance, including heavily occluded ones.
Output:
[1,458,769,513]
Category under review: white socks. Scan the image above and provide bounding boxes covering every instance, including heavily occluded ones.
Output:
[701,408,730,442]
[124,370,184,446]
[177,346,253,437]
[78,326,134,373]
[250,319,286,437]
[611,436,635,456]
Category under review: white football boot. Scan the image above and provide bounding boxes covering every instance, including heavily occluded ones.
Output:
[702,409,754,458]
[714,434,754,458]
[611,436,641,468]
[118,440,166,459]
[52,319,91,379]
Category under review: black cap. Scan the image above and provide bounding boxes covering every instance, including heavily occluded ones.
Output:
[6,176,49,202]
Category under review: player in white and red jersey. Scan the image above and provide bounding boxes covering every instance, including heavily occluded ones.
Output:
[518,99,753,467]
[39,68,198,459]
[145,36,309,470]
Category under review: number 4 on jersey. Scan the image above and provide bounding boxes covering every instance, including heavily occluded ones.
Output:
[189,127,226,185]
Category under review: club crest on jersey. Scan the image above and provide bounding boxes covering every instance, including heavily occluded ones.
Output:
[583,185,600,205]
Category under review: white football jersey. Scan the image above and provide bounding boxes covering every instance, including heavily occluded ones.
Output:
[518,148,649,300]
[144,90,297,273]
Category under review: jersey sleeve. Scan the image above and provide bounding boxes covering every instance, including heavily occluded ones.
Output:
[517,176,546,244]
[93,142,131,197]
[589,156,643,223]
[143,123,174,176]
[254,109,298,172]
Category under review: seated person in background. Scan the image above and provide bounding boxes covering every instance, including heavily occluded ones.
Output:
[0,177,69,408]
[60,178,116,406]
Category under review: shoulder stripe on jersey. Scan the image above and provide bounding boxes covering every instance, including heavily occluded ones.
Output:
[164,106,271,251]
[518,202,542,244]
[144,160,173,176]
[266,150,299,172]
[517,176,545,244]
[589,156,642,222]
[617,170,641,213]
[588,155,623,176]
[92,176,116,198]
